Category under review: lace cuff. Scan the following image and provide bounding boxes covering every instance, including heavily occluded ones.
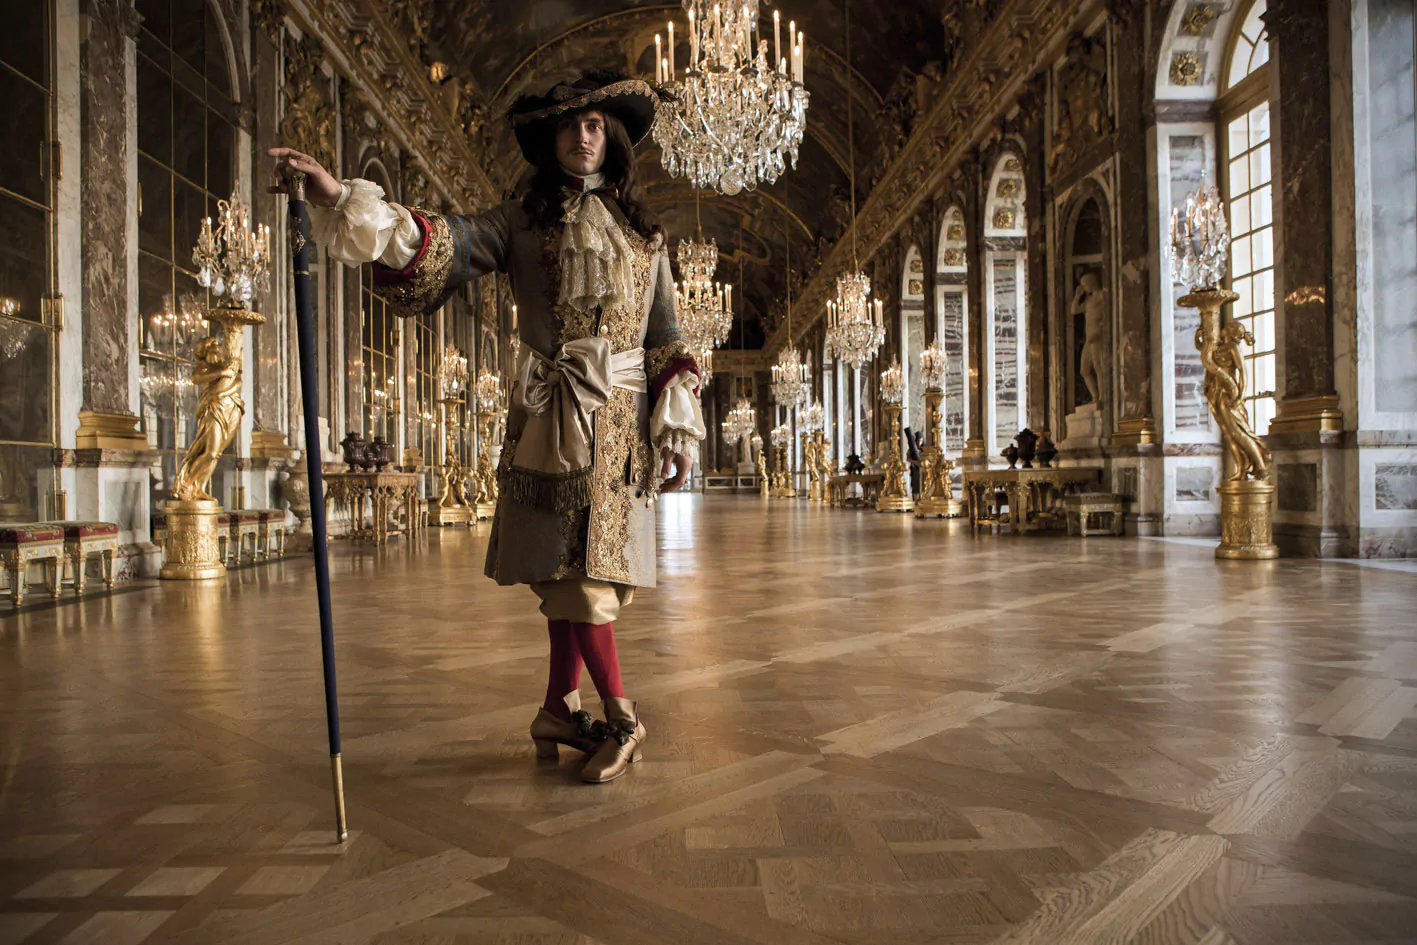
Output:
[308,178,422,269]
[650,370,706,461]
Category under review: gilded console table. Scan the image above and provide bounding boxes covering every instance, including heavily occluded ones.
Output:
[324,471,423,545]
[962,467,1102,534]
[827,473,885,508]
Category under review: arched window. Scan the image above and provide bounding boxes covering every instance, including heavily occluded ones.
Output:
[936,206,968,455]
[1221,0,1275,435]
[136,0,237,492]
[984,155,1028,457]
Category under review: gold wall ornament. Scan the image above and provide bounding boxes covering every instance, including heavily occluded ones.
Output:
[1180,3,1219,36]
[992,207,1017,230]
[1169,51,1203,87]
[1181,287,1278,559]
[281,33,336,173]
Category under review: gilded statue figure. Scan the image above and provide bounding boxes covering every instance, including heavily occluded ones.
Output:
[756,445,769,482]
[1198,320,1270,481]
[804,436,821,495]
[818,437,834,485]
[438,431,470,508]
[172,330,245,501]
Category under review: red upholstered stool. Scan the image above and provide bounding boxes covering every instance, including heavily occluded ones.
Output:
[254,509,286,558]
[54,521,120,594]
[222,511,261,565]
[0,523,64,605]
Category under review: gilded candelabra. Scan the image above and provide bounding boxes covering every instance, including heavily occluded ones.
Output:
[876,359,913,513]
[770,423,794,497]
[163,189,271,580]
[430,347,473,526]
[915,343,963,518]
[1171,185,1277,559]
[471,368,502,520]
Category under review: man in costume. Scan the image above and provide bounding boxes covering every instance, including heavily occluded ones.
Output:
[269,71,705,784]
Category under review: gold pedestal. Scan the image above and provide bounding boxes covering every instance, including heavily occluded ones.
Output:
[474,501,497,521]
[160,498,226,580]
[1216,479,1279,560]
[876,402,914,513]
[915,387,963,518]
[430,503,473,526]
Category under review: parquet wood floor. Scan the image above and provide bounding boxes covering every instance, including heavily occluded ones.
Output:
[2,496,1416,945]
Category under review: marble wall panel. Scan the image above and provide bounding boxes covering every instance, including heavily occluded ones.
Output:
[1278,462,1319,512]
[1375,463,1417,510]
[1175,465,1213,503]
[991,257,1020,448]
[1367,0,1417,415]
[80,0,137,416]
[942,290,967,453]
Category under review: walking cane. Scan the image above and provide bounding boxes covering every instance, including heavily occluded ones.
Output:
[285,170,349,843]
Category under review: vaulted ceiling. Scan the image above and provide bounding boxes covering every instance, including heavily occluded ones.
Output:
[418,1,952,349]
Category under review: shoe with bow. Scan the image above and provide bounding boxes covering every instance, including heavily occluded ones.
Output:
[531,691,605,761]
[581,697,645,783]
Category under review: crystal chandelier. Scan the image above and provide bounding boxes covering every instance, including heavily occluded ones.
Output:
[722,397,756,445]
[880,357,905,405]
[439,346,470,400]
[1168,183,1230,291]
[920,342,946,389]
[802,400,824,434]
[823,0,885,371]
[771,345,810,407]
[474,368,504,413]
[770,422,792,448]
[653,1,810,195]
[673,191,734,351]
[193,188,271,308]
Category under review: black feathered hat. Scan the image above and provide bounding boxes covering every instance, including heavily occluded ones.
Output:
[508,70,662,166]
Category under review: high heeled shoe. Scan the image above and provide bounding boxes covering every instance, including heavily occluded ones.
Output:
[581,697,645,783]
[530,691,604,760]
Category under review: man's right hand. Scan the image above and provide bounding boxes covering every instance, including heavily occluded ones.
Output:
[266,147,343,208]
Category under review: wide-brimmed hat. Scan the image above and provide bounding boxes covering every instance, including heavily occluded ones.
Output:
[508,70,661,166]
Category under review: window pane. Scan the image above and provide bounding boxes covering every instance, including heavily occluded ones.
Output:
[0,325,52,442]
[1252,186,1272,229]
[173,178,206,272]
[1232,277,1253,318]
[0,0,49,86]
[206,112,233,197]
[172,82,205,186]
[1230,196,1251,235]
[1228,116,1248,157]
[136,0,170,47]
[138,155,172,260]
[1250,101,1271,144]
[1252,229,1274,271]
[171,0,205,76]
[1229,156,1249,197]
[1253,353,1275,396]
[1255,268,1274,311]
[1251,310,1275,353]
[1249,149,1266,190]
[0,70,48,205]
[1233,235,1252,277]
[139,252,172,347]
[0,194,48,325]
[137,55,172,165]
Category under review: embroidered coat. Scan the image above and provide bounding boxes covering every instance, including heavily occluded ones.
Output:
[372,198,697,590]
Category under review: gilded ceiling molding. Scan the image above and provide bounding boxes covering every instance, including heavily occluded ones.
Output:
[282,0,498,211]
[763,0,1094,357]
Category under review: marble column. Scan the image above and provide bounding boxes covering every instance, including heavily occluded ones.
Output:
[1265,0,1343,436]
[76,0,145,450]
[961,154,988,464]
[1015,77,1051,434]
[1110,8,1158,447]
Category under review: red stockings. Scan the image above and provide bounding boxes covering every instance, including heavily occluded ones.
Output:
[543,620,626,720]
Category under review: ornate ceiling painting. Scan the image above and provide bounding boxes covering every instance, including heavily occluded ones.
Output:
[405,0,945,348]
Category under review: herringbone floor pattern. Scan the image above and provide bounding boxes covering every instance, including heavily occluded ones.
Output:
[2,496,1415,944]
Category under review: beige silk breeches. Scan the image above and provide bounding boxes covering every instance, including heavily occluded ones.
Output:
[531,577,636,625]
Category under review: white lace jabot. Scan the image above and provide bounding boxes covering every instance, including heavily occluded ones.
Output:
[556,172,637,314]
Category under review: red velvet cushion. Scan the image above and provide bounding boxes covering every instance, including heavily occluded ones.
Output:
[216,513,236,525]
[233,511,260,524]
[0,523,64,545]
[257,509,284,523]
[55,521,119,539]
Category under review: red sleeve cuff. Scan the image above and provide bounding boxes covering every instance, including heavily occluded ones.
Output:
[371,212,432,286]
[651,356,700,400]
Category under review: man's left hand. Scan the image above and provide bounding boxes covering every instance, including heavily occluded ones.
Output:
[659,446,692,492]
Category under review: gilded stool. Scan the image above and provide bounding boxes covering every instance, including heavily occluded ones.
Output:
[0,523,65,605]
[1065,492,1126,537]
[253,509,287,558]
[218,511,262,565]
[56,521,120,594]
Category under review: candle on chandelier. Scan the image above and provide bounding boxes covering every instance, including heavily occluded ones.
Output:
[796,32,805,83]
[668,21,675,80]
[714,5,722,60]
[689,7,698,69]
[788,21,795,78]
[655,33,662,82]
[773,10,781,73]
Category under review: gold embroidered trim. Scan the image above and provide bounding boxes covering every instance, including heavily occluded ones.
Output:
[585,387,636,583]
[511,80,658,126]
[646,338,695,381]
[374,211,455,320]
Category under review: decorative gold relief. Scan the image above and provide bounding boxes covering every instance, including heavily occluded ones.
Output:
[947,223,966,242]
[1180,3,1220,36]
[943,248,966,267]
[1170,52,1203,87]
[1050,32,1114,174]
[909,256,924,275]
[908,279,925,296]
[160,499,226,581]
[1003,156,1022,173]
[876,402,914,513]
[915,387,964,518]
[280,33,336,174]
[993,207,1017,230]
[996,177,1021,200]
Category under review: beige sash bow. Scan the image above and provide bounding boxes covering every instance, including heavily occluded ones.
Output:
[506,338,645,510]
